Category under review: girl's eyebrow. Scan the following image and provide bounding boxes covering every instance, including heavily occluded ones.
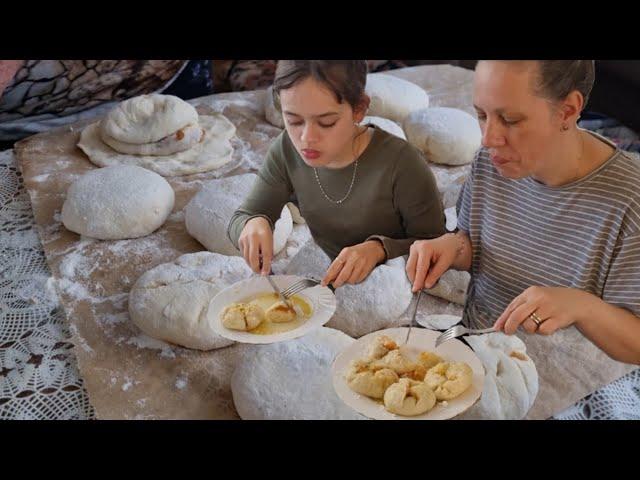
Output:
[283,111,340,118]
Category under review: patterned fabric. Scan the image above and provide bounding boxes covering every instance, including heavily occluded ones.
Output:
[0,60,214,142]
[0,60,187,121]
[580,112,640,154]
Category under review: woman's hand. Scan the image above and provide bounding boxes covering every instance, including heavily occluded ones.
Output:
[322,240,386,288]
[238,217,273,275]
[494,286,592,335]
[405,234,461,293]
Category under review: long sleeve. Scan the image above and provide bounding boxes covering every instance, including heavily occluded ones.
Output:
[367,146,446,260]
[227,135,293,249]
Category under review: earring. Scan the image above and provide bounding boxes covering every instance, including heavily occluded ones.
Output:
[562,124,569,131]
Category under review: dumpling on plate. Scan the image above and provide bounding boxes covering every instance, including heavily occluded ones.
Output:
[384,378,436,416]
[365,335,399,361]
[418,351,444,371]
[423,361,473,400]
[220,302,265,331]
[265,300,297,323]
[369,349,419,375]
[345,360,399,399]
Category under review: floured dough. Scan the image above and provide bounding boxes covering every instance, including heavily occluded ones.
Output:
[362,116,406,140]
[79,114,236,177]
[460,333,538,420]
[101,94,199,144]
[128,252,254,350]
[403,107,481,166]
[101,122,204,156]
[185,174,293,256]
[62,165,174,240]
[365,73,430,122]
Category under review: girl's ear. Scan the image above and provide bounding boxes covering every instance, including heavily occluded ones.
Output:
[353,94,370,123]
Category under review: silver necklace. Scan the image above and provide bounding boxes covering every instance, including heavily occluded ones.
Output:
[313,159,358,204]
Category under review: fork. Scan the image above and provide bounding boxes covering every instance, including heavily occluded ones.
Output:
[435,325,496,348]
[280,277,321,298]
[402,289,423,346]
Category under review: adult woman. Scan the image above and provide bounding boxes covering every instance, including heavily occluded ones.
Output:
[407,60,640,364]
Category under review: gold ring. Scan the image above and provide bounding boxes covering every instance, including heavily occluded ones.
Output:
[528,312,544,327]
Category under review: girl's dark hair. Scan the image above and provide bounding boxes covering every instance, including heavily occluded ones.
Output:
[533,60,595,109]
[272,60,368,112]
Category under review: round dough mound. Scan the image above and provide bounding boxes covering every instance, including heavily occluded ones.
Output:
[101,94,199,144]
[403,107,481,165]
[128,251,254,350]
[423,361,473,400]
[362,116,406,140]
[365,73,430,123]
[101,122,204,156]
[221,302,265,331]
[78,114,236,177]
[62,165,174,240]
[384,378,436,416]
[185,174,293,256]
[231,327,363,419]
[346,361,399,399]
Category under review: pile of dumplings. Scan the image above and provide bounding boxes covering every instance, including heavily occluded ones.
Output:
[345,335,473,416]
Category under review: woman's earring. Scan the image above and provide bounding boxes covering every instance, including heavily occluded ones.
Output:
[561,124,569,131]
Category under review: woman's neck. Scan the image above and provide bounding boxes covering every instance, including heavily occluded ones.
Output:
[533,129,615,187]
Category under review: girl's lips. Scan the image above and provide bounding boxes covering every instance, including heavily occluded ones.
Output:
[302,149,320,160]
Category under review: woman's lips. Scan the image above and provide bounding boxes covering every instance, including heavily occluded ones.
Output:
[302,149,321,160]
[490,153,510,166]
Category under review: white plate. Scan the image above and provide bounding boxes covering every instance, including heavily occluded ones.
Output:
[210,275,336,344]
[332,327,485,420]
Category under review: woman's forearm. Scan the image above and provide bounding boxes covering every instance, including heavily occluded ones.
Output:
[450,231,473,272]
[575,293,640,364]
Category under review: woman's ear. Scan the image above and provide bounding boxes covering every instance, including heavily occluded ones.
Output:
[353,94,371,123]
[560,90,584,124]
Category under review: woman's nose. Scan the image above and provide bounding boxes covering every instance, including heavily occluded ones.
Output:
[481,119,506,148]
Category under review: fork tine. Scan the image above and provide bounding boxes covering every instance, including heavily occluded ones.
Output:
[282,280,312,297]
[282,278,319,297]
[282,283,309,298]
[281,280,304,296]
[435,328,457,348]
